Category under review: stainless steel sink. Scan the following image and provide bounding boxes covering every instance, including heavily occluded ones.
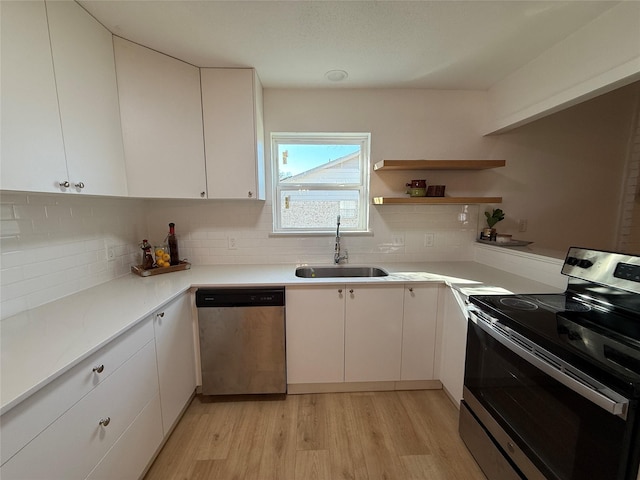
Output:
[295,265,389,278]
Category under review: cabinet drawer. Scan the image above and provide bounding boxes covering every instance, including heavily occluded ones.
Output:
[1,319,154,465]
[0,339,159,479]
[86,394,163,480]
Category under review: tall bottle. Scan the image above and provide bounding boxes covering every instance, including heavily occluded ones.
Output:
[167,222,180,266]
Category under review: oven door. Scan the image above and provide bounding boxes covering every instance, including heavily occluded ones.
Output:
[463,311,638,480]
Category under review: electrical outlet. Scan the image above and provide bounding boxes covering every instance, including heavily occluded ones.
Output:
[518,219,528,233]
[424,233,434,247]
[228,236,237,250]
[391,234,405,246]
[107,246,116,261]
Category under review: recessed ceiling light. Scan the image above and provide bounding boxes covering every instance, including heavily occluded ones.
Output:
[325,70,348,82]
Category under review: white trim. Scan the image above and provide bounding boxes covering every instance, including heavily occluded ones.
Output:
[271,132,371,234]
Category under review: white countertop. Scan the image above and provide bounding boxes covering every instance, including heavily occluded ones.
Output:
[0,261,562,415]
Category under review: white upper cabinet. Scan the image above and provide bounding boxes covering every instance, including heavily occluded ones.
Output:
[46,1,127,196]
[114,37,207,199]
[46,1,127,195]
[0,1,127,196]
[0,1,67,193]
[201,68,266,200]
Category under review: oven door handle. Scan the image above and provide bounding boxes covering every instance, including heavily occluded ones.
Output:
[469,309,630,419]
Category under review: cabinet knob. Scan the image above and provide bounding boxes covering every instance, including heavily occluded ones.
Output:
[99,417,111,427]
[59,181,70,188]
[92,364,104,374]
[338,289,343,294]
[248,191,253,198]
[156,312,165,318]
[349,289,354,294]
[200,191,206,198]
[408,287,414,293]
[75,182,85,189]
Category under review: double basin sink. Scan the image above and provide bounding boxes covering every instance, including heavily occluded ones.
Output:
[295,265,389,278]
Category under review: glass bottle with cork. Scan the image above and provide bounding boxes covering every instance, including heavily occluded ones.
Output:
[166,222,180,266]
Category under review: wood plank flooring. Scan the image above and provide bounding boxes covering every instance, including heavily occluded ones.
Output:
[144,390,486,480]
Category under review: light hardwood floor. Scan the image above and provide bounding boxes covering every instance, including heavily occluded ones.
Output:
[144,389,486,480]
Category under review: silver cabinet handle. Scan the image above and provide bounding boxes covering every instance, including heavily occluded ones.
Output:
[59,181,70,188]
[99,417,111,427]
[156,312,165,318]
[92,365,104,374]
[75,182,85,189]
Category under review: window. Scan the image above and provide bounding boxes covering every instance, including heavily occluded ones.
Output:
[271,133,370,234]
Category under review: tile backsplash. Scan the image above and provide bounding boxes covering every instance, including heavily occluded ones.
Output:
[143,200,479,266]
[1,193,479,319]
[0,192,146,319]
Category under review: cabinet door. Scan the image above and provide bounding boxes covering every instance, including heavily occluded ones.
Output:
[401,284,439,381]
[153,293,197,433]
[114,37,207,199]
[0,319,154,466]
[285,286,345,384]
[46,1,127,196]
[440,287,469,406]
[86,394,163,480]
[0,1,67,193]
[0,340,159,480]
[201,68,265,200]
[344,285,404,382]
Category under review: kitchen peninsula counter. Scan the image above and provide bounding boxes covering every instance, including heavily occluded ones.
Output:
[1,261,563,415]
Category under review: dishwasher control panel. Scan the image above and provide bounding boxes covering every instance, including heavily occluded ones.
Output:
[196,287,285,307]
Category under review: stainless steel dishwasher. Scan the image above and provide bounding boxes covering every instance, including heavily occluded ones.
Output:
[195,287,286,395]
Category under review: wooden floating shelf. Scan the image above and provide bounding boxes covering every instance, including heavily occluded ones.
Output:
[372,196,503,205]
[373,159,506,171]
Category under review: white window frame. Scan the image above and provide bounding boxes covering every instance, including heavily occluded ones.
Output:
[271,132,371,234]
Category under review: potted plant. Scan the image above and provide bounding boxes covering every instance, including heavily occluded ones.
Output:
[481,208,505,240]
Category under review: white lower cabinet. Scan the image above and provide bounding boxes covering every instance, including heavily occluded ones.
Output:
[286,285,346,384]
[86,394,163,480]
[0,339,160,479]
[344,285,404,382]
[439,287,470,406]
[401,284,439,381]
[1,292,198,480]
[153,293,197,433]
[0,319,154,466]
[286,283,438,388]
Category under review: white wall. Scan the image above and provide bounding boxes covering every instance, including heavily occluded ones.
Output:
[487,1,640,133]
[487,82,638,252]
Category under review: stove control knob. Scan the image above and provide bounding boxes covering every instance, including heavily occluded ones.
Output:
[567,257,579,266]
[578,259,593,269]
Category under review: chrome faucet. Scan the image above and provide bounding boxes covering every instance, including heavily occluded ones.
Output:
[334,215,348,264]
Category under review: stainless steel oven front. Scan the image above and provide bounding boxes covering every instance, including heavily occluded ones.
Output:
[460,247,640,480]
[462,307,636,480]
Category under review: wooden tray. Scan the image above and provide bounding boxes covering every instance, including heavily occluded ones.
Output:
[131,261,191,277]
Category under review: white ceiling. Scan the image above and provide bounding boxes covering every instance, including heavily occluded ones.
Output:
[79,0,620,90]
